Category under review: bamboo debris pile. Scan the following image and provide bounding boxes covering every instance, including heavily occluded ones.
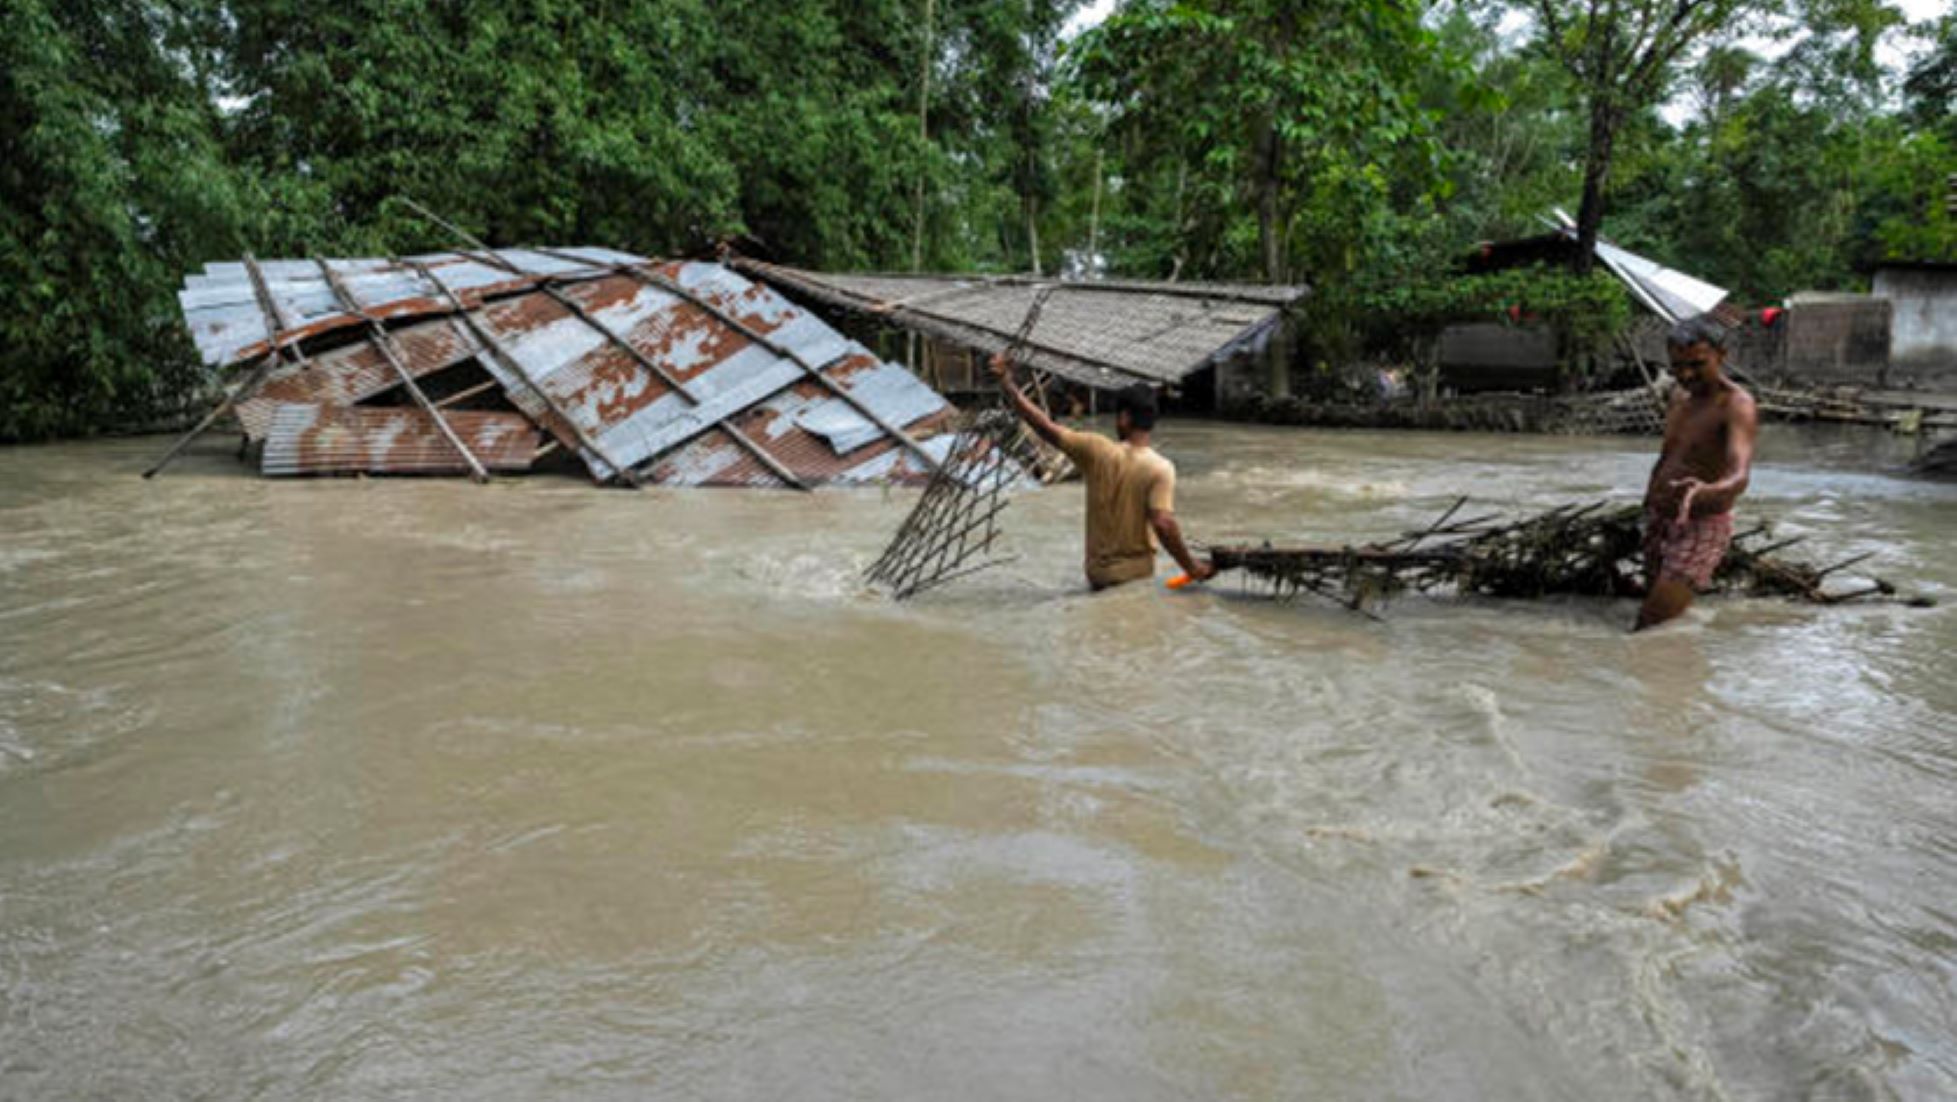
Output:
[1207,498,1926,613]
[1544,386,1667,436]
[865,411,1032,600]
[1751,381,1957,433]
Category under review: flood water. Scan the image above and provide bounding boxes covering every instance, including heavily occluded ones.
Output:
[3,422,1954,1100]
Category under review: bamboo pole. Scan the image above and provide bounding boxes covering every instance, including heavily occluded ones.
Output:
[142,353,280,478]
[434,379,499,409]
[910,0,932,395]
[911,0,934,274]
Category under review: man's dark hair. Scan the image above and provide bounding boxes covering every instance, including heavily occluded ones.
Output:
[1667,314,1729,351]
[1114,384,1158,431]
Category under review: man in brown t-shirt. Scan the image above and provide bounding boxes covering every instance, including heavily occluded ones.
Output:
[991,354,1215,590]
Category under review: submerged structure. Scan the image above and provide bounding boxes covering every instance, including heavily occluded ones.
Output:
[163,248,957,486]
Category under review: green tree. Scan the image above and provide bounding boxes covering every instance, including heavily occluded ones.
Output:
[1,0,249,440]
[1517,0,1776,271]
[1508,0,1908,274]
[1070,0,1443,282]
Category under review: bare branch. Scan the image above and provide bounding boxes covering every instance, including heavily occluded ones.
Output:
[1536,0,1585,80]
[1629,0,1714,92]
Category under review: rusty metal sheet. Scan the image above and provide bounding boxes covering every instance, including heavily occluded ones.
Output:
[179,250,959,487]
[233,319,483,440]
[642,365,955,487]
[783,358,948,454]
[645,415,953,487]
[260,404,539,477]
[466,262,860,478]
[178,249,647,368]
[456,262,951,484]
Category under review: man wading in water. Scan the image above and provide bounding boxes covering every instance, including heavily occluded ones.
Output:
[991,353,1215,591]
[1636,315,1759,631]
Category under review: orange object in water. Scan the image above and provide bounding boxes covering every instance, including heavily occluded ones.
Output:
[1165,573,1194,590]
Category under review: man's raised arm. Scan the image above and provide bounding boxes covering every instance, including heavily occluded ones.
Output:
[988,351,1068,449]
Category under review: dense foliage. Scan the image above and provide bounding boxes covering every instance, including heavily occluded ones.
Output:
[1,0,1949,439]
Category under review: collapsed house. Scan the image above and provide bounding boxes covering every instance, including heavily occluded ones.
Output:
[165,249,958,486]
[161,246,1313,484]
[730,258,1308,405]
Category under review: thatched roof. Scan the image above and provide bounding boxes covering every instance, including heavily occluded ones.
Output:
[730,258,1307,390]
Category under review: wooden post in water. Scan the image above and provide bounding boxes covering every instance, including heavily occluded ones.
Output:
[144,252,307,478]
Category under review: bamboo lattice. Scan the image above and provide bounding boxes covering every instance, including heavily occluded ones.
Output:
[865,411,1033,600]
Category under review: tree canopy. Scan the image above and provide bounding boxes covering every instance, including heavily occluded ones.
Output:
[1,0,1949,439]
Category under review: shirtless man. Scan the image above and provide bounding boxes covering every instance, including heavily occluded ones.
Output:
[990,353,1215,590]
[1636,315,1759,631]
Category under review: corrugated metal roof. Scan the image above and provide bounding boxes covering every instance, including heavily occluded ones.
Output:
[233,318,482,440]
[173,248,962,486]
[641,361,958,487]
[728,258,1307,389]
[177,250,635,369]
[1468,222,1733,326]
[1544,211,1730,324]
[261,405,540,477]
[1592,240,1728,325]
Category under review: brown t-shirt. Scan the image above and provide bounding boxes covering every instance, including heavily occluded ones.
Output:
[1055,427,1176,588]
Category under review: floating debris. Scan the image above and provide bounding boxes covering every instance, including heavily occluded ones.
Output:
[1207,498,1929,614]
[863,410,1036,600]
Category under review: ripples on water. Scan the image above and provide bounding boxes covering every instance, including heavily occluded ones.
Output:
[1,424,1953,1099]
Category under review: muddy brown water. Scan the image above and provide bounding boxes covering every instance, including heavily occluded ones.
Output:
[2,424,1954,1100]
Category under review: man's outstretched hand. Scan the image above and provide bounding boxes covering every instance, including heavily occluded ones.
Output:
[1671,476,1706,524]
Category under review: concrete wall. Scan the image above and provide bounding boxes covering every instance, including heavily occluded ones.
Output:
[1781,293,1892,386]
[1625,314,1785,387]
[1728,317,1785,382]
[1437,323,1559,393]
[1873,267,1957,387]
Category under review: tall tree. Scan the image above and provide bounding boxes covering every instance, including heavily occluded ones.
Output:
[1071,0,1441,284]
[1,0,248,440]
[1518,0,1907,272]
[1523,0,1776,270]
